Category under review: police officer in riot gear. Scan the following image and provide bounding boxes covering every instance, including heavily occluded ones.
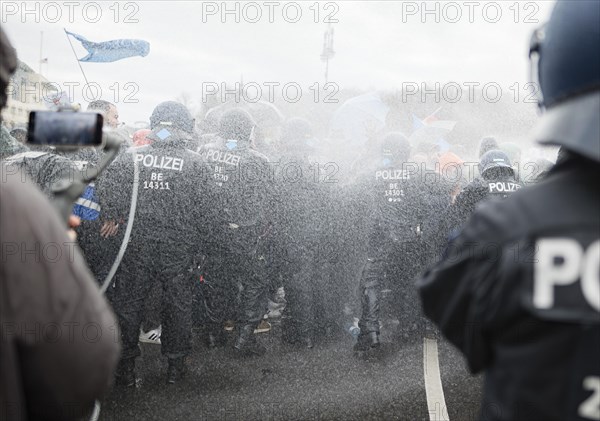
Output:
[198,108,272,356]
[354,132,426,351]
[447,149,522,231]
[418,2,600,420]
[275,117,333,348]
[97,101,207,385]
[2,146,76,197]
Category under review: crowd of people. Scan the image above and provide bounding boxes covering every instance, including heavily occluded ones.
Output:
[1,1,598,420]
[4,93,543,381]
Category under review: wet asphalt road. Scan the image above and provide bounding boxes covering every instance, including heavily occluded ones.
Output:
[100,321,482,421]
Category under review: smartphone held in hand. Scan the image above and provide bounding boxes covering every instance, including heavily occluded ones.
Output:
[27,110,104,148]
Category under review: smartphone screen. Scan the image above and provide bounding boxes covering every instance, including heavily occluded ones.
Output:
[27,111,104,147]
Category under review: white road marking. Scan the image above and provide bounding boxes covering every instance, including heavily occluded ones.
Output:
[423,337,450,421]
[88,400,101,421]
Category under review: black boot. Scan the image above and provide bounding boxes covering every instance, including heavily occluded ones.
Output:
[281,317,313,348]
[166,357,186,384]
[368,331,380,348]
[353,331,380,352]
[281,318,300,345]
[115,358,136,387]
[234,324,266,357]
[206,327,227,349]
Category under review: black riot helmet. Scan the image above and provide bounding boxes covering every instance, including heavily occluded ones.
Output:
[479,150,514,181]
[381,132,411,166]
[529,0,600,162]
[281,117,314,144]
[478,136,498,158]
[149,101,195,133]
[218,108,256,142]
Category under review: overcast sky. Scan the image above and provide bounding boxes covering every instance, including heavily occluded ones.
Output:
[3,1,555,123]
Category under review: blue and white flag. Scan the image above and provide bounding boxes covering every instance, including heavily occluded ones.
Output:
[72,182,101,220]
[65,30,150,63]
[410,110,456,152]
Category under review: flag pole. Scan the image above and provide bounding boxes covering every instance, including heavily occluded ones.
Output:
[64,29,91,91]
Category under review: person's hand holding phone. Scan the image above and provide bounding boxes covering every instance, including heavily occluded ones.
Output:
[68,215,81,241]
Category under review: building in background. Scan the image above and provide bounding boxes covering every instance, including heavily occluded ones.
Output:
[1,60,57,128]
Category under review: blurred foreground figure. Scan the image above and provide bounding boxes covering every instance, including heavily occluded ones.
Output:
[0,27,120,421]
[418,2,600,420]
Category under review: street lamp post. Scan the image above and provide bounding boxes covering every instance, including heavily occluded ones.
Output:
[320,25,335,84]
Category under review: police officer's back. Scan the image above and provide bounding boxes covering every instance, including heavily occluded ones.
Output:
[418,2,600,419]
[449,149,522,230]
[197,108,273,356]
[361,133,424,251]
[97,101,205,385]
[354,132,426,350]
[2,146,77,197]
[198,108,270,252]
[275,118,326,255]
[273,118,331,347]
[100,102,205,244]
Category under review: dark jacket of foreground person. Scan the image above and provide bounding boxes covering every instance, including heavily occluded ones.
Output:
[419,2,600,419]
[0,166,121,421]
[418,155,600,421]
